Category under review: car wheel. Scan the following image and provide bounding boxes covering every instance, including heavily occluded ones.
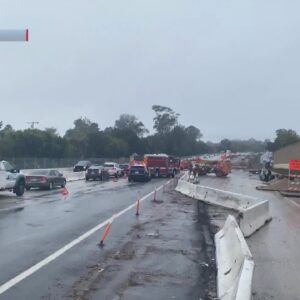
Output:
[48,182,54,190]
[15,180,25,196]
[61,180,66,188]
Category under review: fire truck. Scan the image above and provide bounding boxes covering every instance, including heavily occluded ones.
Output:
[144,154,180,178]
[129,153,145,167]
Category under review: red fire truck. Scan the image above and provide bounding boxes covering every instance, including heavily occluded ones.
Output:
[144,154,180,178]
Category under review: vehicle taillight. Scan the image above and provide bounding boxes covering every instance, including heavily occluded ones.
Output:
[39,176,47,182]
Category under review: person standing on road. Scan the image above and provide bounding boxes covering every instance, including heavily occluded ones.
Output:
[188,162,193,181]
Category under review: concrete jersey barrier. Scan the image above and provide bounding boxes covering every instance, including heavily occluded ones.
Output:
[215,215,254,300]
[175,174,271,237]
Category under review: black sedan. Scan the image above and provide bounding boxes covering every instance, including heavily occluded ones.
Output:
[73,160,92,172]
[25,169,67,190]
[128,165,151,182]
[85,165,109,181]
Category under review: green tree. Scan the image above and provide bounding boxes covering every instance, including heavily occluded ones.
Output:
[185,125,202,141]
[64,118,100,157]
[152,105,179,134]
[219,139,232,151]
[268,129,300,151]
[114,114,148,137]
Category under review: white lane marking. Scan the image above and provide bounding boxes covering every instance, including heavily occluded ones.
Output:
[0,181,169,295]
[287,198,300,208]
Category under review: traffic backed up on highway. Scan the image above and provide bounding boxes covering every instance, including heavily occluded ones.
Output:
[25,169,67,190]
[85,165,109,181]
[104,162,123,178]
[128,165,151,182]
[73,160,92,172]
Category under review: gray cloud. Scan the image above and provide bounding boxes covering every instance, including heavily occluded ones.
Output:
[0,0,299,141]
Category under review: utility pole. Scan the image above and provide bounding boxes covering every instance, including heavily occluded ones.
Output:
[27,122,39,129]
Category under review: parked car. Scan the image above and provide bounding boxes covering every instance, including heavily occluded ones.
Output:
[128,165,151,182]
[0,160,25,196]
[104,162,122,178]
[119,163,130,176]
[85,165,109,181]
[25,169,66,190]
[73,160,92,172]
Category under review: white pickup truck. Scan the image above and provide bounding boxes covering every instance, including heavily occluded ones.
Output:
[0,161,25,196]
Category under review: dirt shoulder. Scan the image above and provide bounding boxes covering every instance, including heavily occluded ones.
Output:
[65,187,217,300]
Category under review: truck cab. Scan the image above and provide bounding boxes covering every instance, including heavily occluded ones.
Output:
[0,161,25,196]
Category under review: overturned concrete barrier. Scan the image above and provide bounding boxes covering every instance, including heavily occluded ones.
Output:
[239,200,270,237]
[176,174,271,237]
[215,215,254,300]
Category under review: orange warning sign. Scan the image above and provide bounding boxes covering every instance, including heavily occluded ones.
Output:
[289,159,300,170]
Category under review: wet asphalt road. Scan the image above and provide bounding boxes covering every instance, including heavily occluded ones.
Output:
[0,177,172,299]
[199,170,300,300]
[2,169,298,300]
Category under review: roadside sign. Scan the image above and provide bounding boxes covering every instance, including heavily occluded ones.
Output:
[289,159,300,171]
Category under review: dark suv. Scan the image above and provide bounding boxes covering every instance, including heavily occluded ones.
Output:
[128,165,151,182]
[85,165,109,181]
[73,160,92,172]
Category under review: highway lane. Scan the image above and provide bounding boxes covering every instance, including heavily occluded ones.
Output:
[0,177,130,211]
[0,177,169,299]
[199,170,300,300]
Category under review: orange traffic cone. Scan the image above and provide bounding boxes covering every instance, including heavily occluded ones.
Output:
[98,215,115,247]
[136,198,140,216]
[61,186,69,199]
[153,188,157,201]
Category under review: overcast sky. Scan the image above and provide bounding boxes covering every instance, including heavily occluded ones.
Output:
[0,0,299,141]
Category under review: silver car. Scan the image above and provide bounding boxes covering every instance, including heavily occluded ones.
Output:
[104,162,122,178]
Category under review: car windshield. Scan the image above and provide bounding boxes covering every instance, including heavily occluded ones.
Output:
[104,164,114,168]
[28,170,49,176]
[77,161,88,165]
